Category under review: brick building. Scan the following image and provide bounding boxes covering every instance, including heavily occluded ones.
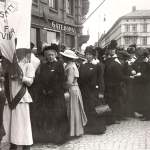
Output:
[31,0,90,51]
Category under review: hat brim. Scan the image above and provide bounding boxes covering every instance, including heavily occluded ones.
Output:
[60,52,78,59]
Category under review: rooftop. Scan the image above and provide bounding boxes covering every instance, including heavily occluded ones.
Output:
[124,10,150,17]
[99,9,150,44]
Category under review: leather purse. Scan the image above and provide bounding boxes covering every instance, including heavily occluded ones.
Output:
[95,104,111,115]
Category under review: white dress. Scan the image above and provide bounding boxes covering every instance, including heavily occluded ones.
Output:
[2,62,35,145]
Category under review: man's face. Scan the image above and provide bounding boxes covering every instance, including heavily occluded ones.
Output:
[108,49,116,56]
[44,50,56,62]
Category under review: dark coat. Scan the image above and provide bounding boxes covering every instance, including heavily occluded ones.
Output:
[78,61,106,133]
[37,61,69,144]
[103,58,130,119]
[132,59,150,114]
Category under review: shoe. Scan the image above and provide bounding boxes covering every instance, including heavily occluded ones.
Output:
[134,112,143,118]
[23,145,30,150]
[9,143,17,150]
[140,118,150,121]
[115,120,121,124]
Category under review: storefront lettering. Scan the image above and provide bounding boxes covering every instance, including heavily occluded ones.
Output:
[52,22,76,33]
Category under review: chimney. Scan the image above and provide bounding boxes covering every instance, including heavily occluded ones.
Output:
[132,6,136,12]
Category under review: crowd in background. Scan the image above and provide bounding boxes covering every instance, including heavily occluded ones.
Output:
[0,39,150,149]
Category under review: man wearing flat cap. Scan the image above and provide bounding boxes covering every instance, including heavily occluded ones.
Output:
[37,44,69,144]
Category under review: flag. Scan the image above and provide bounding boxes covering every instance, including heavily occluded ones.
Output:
[0,0,32,62]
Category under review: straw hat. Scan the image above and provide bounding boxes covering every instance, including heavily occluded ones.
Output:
[60,49,78,59]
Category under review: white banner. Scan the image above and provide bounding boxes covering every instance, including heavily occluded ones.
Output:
[0,0,32,62]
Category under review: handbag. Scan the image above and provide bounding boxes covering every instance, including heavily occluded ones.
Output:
[64,92,70,101]
[95,104,111,115]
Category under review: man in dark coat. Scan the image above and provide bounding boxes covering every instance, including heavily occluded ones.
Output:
[37,44,69,144]
[104,40,131,125]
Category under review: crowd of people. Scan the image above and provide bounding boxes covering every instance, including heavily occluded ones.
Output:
[0,39,150,149]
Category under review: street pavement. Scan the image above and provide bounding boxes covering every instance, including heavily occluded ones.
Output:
[1,117,150,150]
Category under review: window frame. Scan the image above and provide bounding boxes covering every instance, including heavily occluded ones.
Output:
[142,24,147,32]
[142,37,147,45]
[132,37,137,44]
[125,37,130,45]
[125,25,130,32]
[49,0,58,10]
[66,0,73,15]
[132,25,137,32]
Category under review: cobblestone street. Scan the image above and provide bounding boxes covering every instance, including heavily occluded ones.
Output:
[1,117,150,150]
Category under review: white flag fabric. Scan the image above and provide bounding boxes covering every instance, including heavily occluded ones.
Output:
[0,0,32,62]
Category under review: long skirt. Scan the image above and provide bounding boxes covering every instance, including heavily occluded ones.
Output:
[2,103,33,145]
[68,86,87,136]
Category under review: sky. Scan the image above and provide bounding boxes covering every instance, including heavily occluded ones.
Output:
[82,0,150,49]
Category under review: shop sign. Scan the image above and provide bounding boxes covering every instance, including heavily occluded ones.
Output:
[51,21,76,34]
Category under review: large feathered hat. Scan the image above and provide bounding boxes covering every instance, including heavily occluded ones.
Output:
[127,44,136,54]
[43,43,59,53]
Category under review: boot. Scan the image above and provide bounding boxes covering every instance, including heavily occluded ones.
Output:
[9,143,17,150]
[23,145,30,150]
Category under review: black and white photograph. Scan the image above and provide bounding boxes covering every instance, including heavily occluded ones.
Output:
[0,0,150,149]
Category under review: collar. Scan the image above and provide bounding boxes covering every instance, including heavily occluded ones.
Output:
[114,58,122,65]
[83,59,99,65]
[107,54,117,58]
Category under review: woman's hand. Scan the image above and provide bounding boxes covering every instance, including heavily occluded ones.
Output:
[99,94,104,99]
[0,77,5,82]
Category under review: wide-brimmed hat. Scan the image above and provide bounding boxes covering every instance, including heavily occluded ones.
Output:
[60,49,78,59]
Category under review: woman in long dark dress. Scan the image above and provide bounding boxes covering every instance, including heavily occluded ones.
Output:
[78,46,106,134]
[131,48,150,121]
[38,44,69,144]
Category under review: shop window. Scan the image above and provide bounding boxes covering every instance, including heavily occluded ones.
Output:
[132,25,137,32]
[31,28,37,48]
[125,25,130,32]
[132,37,137,44]
[142,24,147,32]
[125,37,130,45]
[49,0,58,10]
[47,31,60,45]
[66,0,73,15]
[33,0,38,3]
[65,34,74,49]
[142,37,147,45]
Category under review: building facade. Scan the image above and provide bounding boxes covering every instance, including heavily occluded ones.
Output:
[99,7,150,49]
[31,0,90,51]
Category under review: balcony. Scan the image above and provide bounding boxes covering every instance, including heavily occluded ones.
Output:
[82,0,90,16]
[123,32,139,37]
[79,35,90,47]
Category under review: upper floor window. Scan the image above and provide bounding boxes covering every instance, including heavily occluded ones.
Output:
[125,25,130,32]
[33,0,38,3]
[142,24,147,32]
[132,37,137,44]
[142,37,147,45]
[132,25,137,32]
[49,0,57,9]
[66,0,73,15]
[125,37,130,45]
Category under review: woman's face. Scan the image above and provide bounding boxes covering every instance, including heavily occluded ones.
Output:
[44,50,57,62]
[85,53,93,62]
